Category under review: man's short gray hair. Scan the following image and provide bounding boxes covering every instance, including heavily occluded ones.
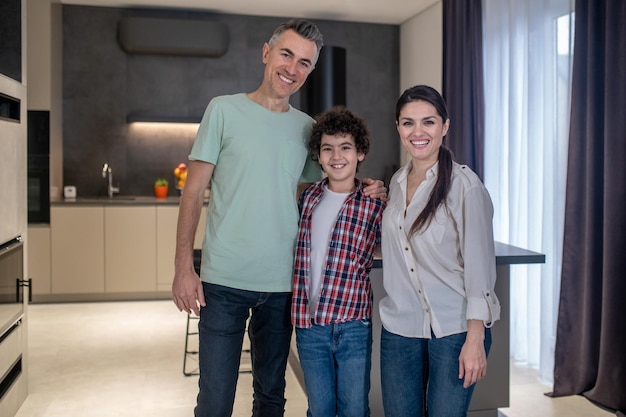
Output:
[268,18,324,56]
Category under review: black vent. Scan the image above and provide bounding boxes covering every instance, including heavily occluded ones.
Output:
[118,17,229,57]
[301,46,347,118]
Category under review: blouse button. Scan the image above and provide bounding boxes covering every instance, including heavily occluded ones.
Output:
[410,268,414,272]
[404,247,409,251]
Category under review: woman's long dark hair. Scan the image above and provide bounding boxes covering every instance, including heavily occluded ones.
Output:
[396,85,453,237]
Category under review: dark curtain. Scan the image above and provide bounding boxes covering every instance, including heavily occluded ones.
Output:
[441,0,485,178]
[551,0,626,415]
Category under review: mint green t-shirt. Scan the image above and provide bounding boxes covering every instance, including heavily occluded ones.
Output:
[190,93,321,292]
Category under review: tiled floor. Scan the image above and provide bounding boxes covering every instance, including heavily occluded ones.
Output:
[14,300,613,417]
[499,364,614,417]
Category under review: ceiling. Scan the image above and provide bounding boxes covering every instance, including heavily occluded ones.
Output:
[59,0,438,25]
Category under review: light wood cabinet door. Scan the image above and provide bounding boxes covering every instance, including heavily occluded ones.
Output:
[104,206,156,293]
[27,225,51,296]
[156,206,178,292]
[194,206,208,250]
[51,206,105,294]
[0,323,27,417]
[155,205,208,291]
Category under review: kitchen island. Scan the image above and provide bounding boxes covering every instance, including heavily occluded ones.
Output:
[289,242,545,417]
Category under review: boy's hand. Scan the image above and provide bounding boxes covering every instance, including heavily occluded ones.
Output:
[362,178,387,201]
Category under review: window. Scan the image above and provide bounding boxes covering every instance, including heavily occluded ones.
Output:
[482,0,574,383]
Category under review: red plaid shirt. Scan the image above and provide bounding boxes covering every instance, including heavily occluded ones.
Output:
[292,178,385,328]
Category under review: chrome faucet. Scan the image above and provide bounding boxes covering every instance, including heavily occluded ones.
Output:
[102,163,120,198]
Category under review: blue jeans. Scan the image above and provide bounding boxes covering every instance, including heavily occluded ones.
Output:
[195,282,293,417]
[380,327,492,417]
[295,320,372,417]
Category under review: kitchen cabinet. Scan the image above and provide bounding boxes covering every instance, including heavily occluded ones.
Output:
[46,200,208,301]
[27,225,51,297]
[51,206,105,294]
[156,205,207,291]
[0,316,26,417]
[196,207,208,250]
[104,206,156,293]
[156,206,177,292]
[0,237,27,417]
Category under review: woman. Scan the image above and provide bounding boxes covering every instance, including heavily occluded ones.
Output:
[379,85,501,417]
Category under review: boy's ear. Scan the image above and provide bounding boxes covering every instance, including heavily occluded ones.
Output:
[358,153,365,162]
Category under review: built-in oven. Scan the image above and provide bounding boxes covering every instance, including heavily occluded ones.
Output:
[27,110,50,224]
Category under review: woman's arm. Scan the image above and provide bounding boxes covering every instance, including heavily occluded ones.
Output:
[458,319,488,388]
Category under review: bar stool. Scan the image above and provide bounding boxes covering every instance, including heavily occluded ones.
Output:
[183,313,200,376]
[182,314,252,376]
[182,250,251,376]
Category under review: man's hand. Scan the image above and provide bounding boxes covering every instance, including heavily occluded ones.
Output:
[362,178,387,200]
[172,268,205,316]
[172,160,214,316]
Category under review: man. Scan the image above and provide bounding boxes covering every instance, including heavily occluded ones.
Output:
[172,19,384,417]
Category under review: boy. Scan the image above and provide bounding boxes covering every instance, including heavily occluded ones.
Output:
[291,107,385,417]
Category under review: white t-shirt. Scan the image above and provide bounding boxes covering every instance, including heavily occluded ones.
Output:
[308,186,349,316]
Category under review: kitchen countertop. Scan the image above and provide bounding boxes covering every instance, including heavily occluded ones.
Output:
[51,196,208,206]
[49,198,545,267]
[372,241,545,268]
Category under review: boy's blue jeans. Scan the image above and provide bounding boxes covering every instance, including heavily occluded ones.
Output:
[194,282,293,417]
[295,320,373,417]
[380,326,492,417]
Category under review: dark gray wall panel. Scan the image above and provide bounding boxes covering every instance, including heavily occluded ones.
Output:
[63,5,399,196]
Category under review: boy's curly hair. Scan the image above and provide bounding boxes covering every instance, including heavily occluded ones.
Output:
[309,106,370,170]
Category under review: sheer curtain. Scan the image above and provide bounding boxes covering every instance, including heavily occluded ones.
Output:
[482,0,574,384]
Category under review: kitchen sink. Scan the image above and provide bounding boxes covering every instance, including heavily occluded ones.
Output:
[73,196,137,202]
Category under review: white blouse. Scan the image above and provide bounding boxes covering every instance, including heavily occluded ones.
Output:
[379,161,501,338]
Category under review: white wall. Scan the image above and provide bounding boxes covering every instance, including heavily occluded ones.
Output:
[399,1,443,92]
[26,0,51,110]
[398,1,443,165]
